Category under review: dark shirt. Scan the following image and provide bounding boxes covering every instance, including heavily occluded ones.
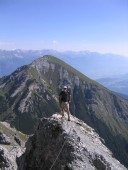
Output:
[59,90,70,102]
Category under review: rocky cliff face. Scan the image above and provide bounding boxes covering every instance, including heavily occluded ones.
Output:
[0,122,27,170]
[18,114,127,170]
[0,55,128,167]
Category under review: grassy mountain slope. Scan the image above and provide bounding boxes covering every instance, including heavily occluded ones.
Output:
[0,55,128,167]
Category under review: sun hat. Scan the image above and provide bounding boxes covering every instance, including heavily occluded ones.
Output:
[63,85,67,89]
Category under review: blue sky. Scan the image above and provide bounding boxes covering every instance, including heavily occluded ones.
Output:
[0,0,128,56]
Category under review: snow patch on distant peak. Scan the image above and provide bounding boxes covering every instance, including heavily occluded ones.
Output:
[14,54,23,58]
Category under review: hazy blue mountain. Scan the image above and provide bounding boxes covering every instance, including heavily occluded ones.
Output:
[0,49,128,79]
[96,73,128,95]
[113,92,128,100]
[0,49,57,76]
[57,51,128,79]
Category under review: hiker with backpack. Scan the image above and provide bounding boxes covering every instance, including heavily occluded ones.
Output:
[59,85,71,121]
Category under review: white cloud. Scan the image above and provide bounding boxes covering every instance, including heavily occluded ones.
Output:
[52,40,57,44]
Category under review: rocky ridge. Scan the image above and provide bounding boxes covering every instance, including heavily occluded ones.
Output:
[0,55,128,167]
[18,113,127,170]
[0,122,27,170]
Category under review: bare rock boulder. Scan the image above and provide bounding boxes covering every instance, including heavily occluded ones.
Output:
[18,114,127,170]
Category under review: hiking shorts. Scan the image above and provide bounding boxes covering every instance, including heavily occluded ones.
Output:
[61,102,69,110]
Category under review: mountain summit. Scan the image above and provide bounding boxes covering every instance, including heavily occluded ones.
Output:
[18,114,127,170]
[0,55,128,167]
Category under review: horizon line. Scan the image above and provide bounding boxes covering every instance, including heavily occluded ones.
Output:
[0,48,128,58]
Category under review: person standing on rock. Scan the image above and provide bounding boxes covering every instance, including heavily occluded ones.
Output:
[59,85,71,121]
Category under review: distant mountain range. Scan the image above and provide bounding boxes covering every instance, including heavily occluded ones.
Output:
[96,74,128,96]
[0,49,51,77]
[0,49,128,78]
[0,49,128,96]
[0,55,128,167]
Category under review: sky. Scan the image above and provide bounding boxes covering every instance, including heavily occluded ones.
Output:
[0,0,128,56]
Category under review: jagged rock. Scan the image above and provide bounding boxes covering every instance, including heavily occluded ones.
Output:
[14,135,21,146]
[0,132,11,145]
[0,122,27,170]
[18,114,127,170]
[0,146,16,170]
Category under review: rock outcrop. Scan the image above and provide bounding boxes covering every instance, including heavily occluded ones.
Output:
[18,113,127,170]
[0,55,128,167]
[0,122,27,170]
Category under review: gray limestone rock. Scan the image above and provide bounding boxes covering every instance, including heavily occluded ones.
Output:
[0,122,27,170]
[18,114,127,170]
[0,132,11,145]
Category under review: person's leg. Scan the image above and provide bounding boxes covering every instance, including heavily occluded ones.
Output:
[65,102,71,121]
[61,102,64,116]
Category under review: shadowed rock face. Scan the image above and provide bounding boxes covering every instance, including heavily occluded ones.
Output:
[18,114,127,170]
[0,122,27,170]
